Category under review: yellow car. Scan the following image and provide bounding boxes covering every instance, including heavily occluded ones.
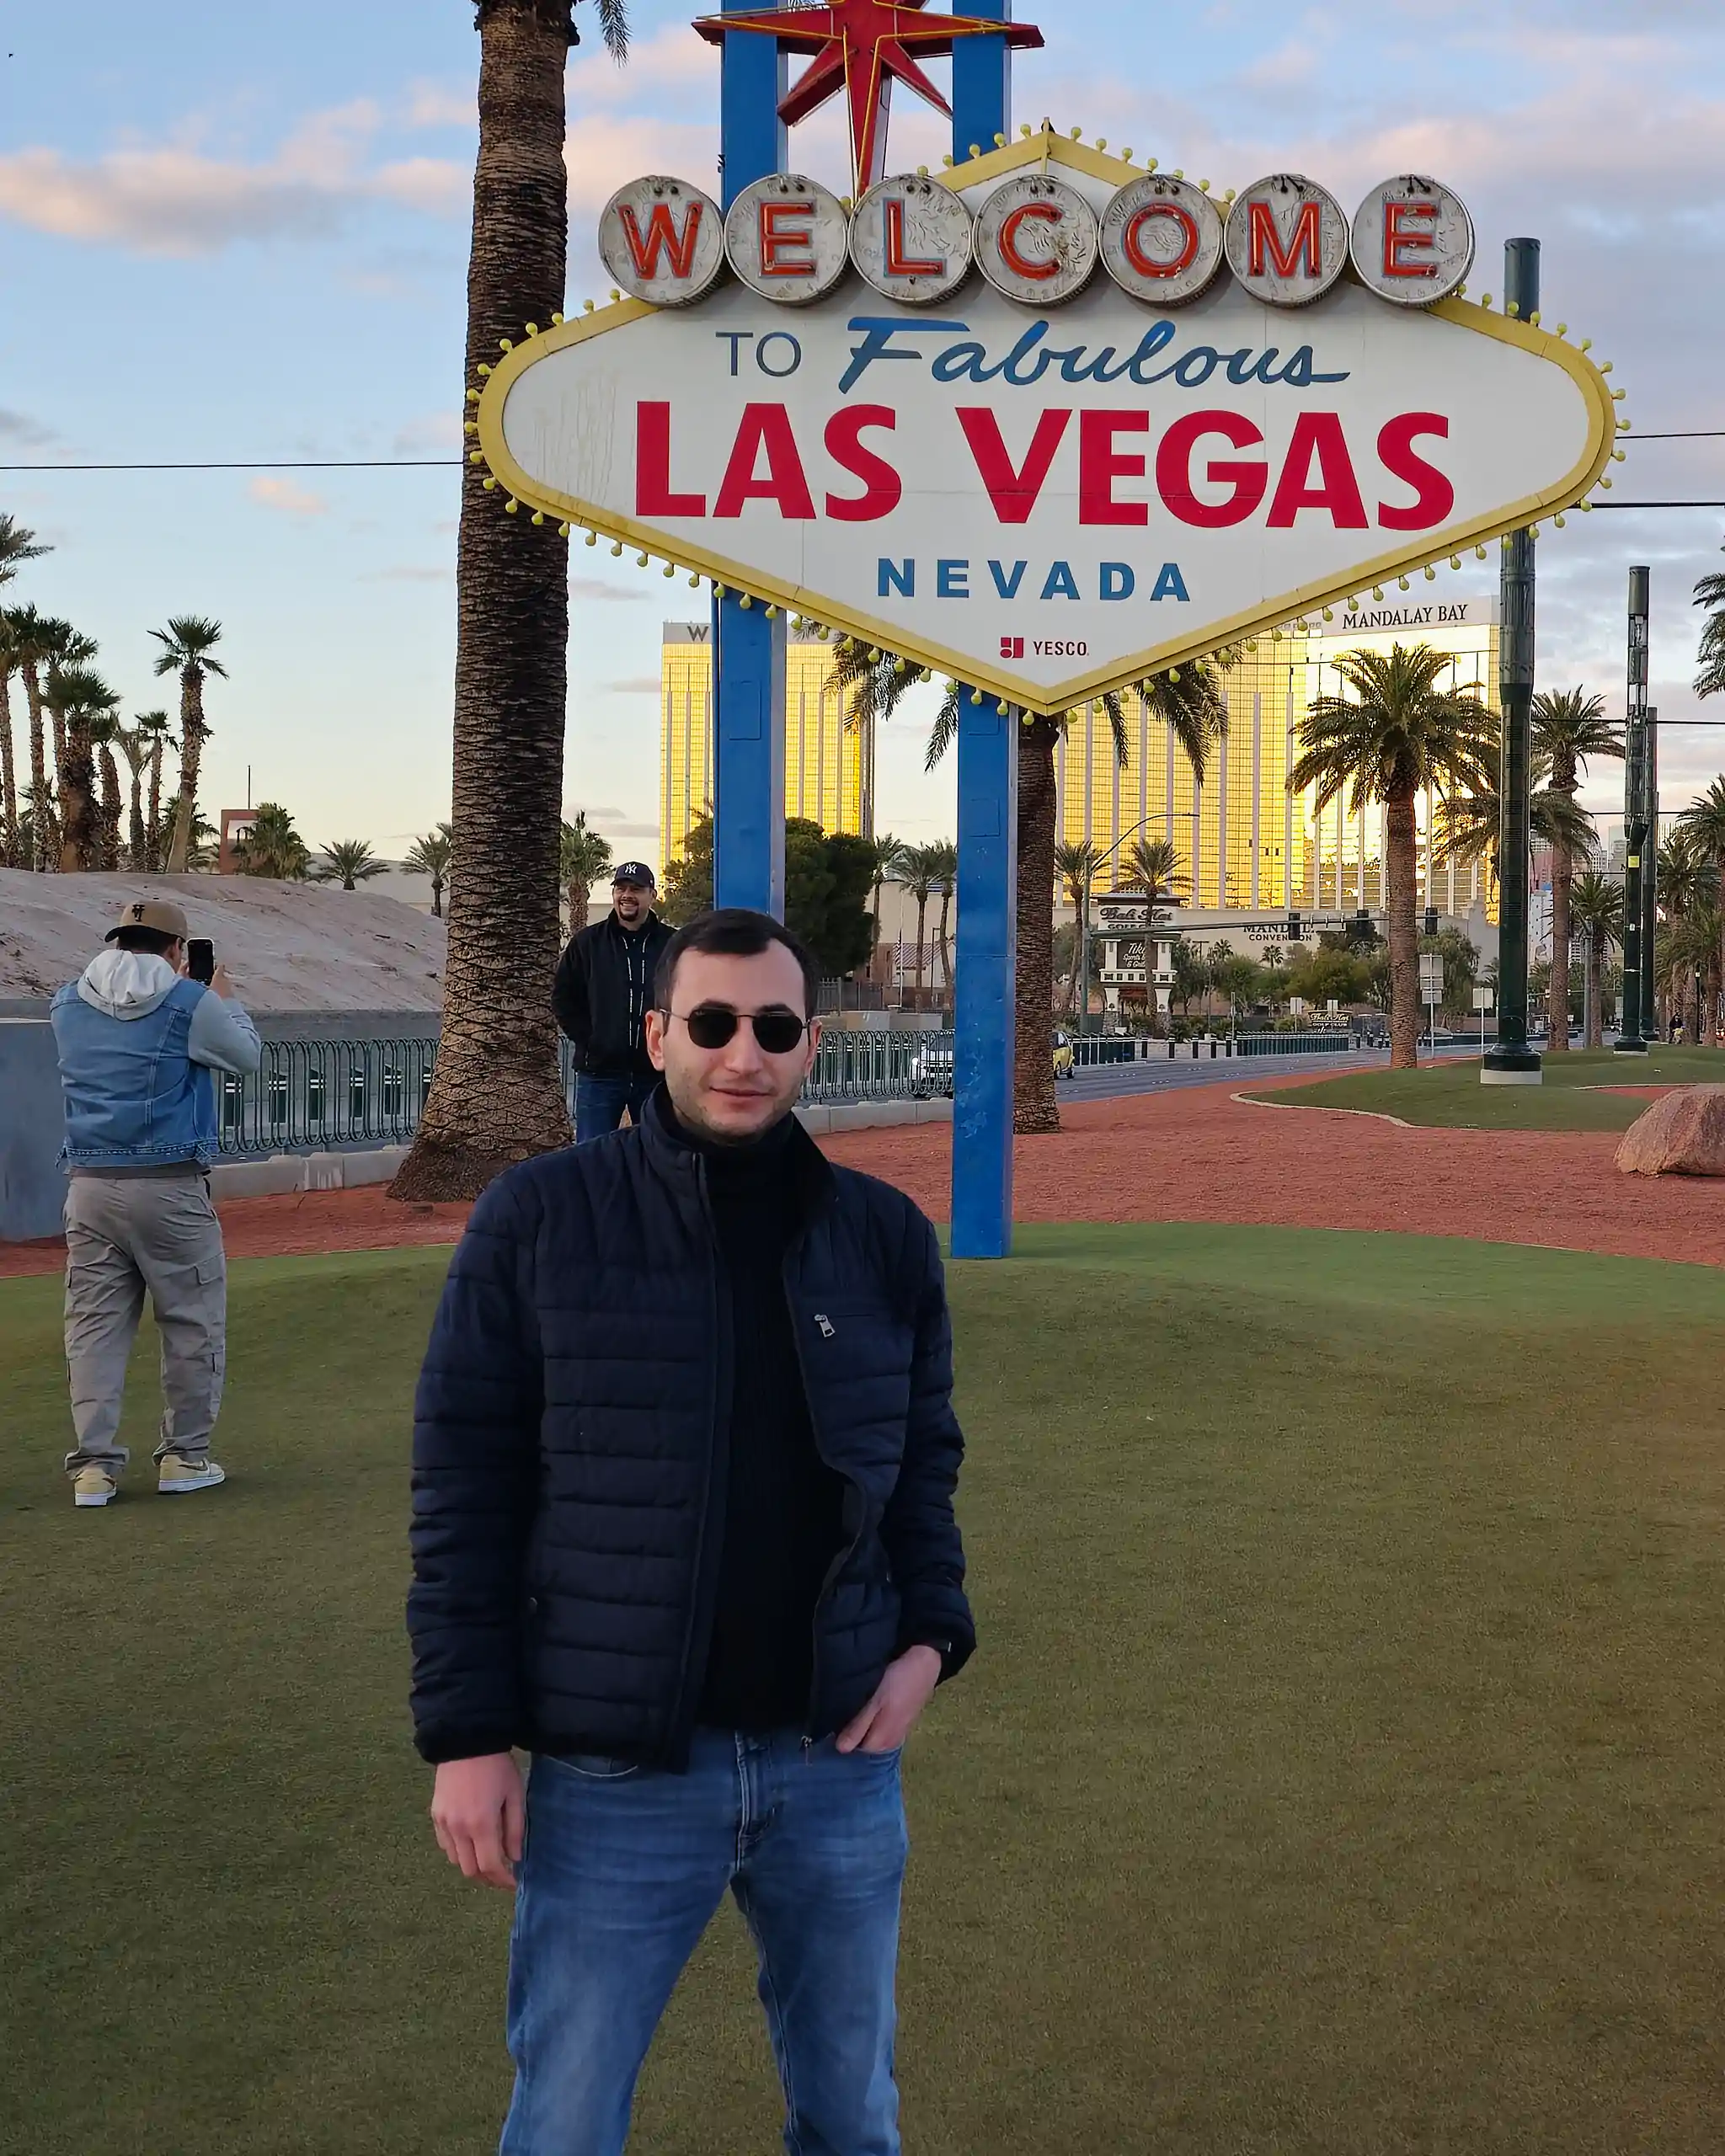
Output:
[1052,1029,1076,1080]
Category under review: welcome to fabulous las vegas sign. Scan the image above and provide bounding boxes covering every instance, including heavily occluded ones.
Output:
[468,31,1620,718]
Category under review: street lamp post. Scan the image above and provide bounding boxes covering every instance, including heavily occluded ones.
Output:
[1481,237,1544,1087]
[1617,567,1652,1054]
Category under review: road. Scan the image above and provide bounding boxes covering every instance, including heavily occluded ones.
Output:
[1063,1041,1482,1103]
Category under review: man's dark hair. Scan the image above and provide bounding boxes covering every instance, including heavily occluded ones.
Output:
[654,909,822,1018]
[112,926,180,958]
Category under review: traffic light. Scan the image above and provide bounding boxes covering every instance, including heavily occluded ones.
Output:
[1285,911,1302,942]
[1423,906,1439,938]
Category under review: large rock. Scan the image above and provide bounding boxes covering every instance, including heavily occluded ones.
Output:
[1615,1086,1725,1177]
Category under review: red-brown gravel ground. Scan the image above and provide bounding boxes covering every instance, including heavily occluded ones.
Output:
[6,1070,1721,1278]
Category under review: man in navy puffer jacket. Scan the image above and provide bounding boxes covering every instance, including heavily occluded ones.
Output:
[410,908,975,2156]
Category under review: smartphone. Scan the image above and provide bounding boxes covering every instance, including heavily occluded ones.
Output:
[187,937,216,985]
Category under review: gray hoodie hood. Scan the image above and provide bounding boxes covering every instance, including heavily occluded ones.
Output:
[77,948,181,1021]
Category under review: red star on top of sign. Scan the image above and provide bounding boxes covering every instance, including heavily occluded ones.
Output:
[693,2,1044,194]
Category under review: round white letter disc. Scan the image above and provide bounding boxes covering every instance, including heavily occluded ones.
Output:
[1100,176,1226,307]
[725,173,852,306]
[975,174,1100,306]
[1351,175,1475,305]
[1225,175,1350,307]
[599,177,727,307]
[850,173,975,305]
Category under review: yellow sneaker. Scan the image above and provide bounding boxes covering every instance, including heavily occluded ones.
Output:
[158,1454,227,1496]
[73,1467,117,1508]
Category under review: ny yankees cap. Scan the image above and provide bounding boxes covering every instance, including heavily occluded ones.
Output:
[104,897,191,943]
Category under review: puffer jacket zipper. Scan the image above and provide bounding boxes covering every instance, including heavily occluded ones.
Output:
[783,1233,864,1755]
[663,1154,731,1770]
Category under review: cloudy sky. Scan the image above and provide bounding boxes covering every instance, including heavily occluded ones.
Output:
[0,0,1720,858]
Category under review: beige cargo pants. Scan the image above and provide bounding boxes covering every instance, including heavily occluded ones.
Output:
[62,1172,227,1477]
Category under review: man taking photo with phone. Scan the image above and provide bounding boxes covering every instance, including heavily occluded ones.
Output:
[412,907,975,2156]
[553,861,674,1142]
[50,898,262,1508]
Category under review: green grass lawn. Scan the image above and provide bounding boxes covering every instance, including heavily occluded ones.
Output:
[1242,1043,1725,1129]
[7,1226,1725,2152]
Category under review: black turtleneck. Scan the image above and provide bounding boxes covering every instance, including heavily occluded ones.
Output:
[654,1094,847,1732]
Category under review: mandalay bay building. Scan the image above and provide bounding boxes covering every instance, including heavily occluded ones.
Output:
[1059,595,1501,919]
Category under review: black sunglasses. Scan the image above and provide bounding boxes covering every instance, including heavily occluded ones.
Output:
[665,1004,811,1055]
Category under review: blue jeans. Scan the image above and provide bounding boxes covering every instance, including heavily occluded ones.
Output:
[574,1073,657,1145]
[500,1728,909,2156]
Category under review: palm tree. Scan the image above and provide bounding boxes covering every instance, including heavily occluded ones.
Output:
[233,802,311,880]
[1657,907,1721,1044]
[1117,834,1187,902]
[1055,838,1100,1018]
[925,837,959,999]
[149,616,227,873]
[396,0,631,1203]
[0,523,46,861]
[558,812,611,932]
[1437,742,1597,905]
[45,665,120,872]
[133,710,174,870]
[89,712,125,871]
[116,724,152,870]
[1532,687,1622,1054]
[1677,777,1725,1039]
[0,612,21,866]
[406,824,456,919]
[1569,870,1624,1049]
[1696,546,1725,701]
[899,842,945,1005]
[6,610,80,867]
[833,636,1226,1130]
[866,833,910,968]
[312,838,390,890]
[1293,643,1493,1070]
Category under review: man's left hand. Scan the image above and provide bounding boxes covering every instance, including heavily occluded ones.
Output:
[836,1645,943,1755]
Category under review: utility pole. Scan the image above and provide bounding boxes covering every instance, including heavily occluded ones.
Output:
[1482,237,1544,1086]
[1616,567,1651,1054]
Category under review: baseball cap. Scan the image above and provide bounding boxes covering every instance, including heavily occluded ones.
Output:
[612,862,656,889]
[104,897,190,943]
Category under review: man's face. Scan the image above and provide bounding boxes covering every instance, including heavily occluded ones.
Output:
[644,943,820,1145]
[612,881,652,927]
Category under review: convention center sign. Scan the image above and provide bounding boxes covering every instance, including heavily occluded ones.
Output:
[472,135,1619,719]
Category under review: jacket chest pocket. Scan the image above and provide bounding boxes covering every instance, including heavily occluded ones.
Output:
[794,1298,916,1394]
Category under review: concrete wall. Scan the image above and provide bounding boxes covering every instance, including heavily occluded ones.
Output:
[0,1021,66,1242]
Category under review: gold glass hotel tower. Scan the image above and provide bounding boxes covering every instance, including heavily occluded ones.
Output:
[1057,597,1502,919]
[661,622,874,867]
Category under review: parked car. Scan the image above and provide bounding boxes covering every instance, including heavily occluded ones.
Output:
[1052,1028,1076,1080]
[911,1030,1076,1097]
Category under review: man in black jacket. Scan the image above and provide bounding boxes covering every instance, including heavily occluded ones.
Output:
[412,908,975,2156]
[552,862,674,1142]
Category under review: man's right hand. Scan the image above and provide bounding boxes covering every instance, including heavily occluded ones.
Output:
[430,1753,526,1890]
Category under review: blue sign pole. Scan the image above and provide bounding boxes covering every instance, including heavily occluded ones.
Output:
[713,0,788,916]
[951,2,1017,1260]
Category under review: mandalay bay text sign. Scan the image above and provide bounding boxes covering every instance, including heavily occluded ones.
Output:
[474,138,1616,718]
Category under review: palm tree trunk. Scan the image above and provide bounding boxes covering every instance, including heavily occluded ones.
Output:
[23,659,53,870]
[1016,718,1060,1134]
[1546,843,1572,1052]
[392,0,574,1201]
[1386,787,1419,1070]
[568,879,588,933]
[126,762,147,870]
[913,894,928,1001]
[164,680,202,873]
[147,742,164,871]
[937,889,953,998]
[98,745,122,870]
[0,670,17,863]
[1584,937,1603,1050]
[58,720,97,872]
[433,873,446,921]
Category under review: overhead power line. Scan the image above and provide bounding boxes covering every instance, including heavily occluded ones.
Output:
[0,458,459,472]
